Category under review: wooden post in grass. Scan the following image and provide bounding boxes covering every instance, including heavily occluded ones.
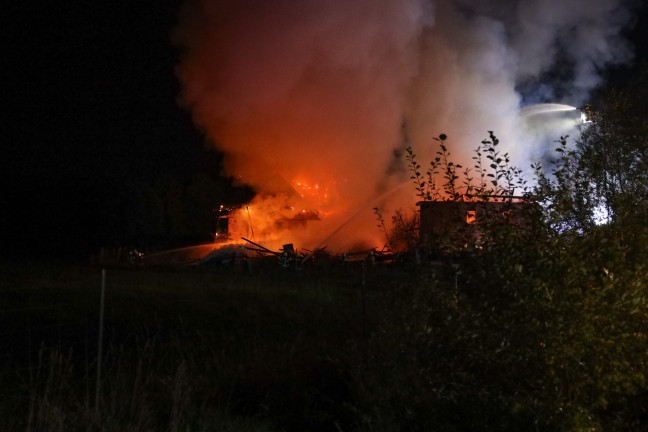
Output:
[361,262,367,333]
[95,269,106,415]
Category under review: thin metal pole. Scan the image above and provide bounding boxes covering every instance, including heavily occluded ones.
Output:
[95,269,106,415]
[361,262,367,333]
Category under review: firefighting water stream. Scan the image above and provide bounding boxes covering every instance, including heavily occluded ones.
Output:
[173,0,634,253]
[520,104,578,117]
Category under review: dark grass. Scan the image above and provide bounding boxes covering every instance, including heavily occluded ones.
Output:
[0,259,398,431]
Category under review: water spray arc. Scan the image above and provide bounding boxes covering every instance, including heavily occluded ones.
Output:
[520,103,578,117]
[309,180,413,252]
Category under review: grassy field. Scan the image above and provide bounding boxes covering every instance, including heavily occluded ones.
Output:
[0,260,393,432]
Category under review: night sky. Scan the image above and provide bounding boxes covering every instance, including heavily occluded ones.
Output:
[3,1,647,259]
[4,1,232,257]
[5,1,195,174]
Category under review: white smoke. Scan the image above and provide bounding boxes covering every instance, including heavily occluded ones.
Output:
[512,0,634,96]
[173,0,636,249]
[405,0,634,171]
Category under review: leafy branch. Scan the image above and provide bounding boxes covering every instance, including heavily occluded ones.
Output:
[407,132,528,202]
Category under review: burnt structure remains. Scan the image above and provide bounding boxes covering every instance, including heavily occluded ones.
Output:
[211,204,320,243]
[417,197,535,250]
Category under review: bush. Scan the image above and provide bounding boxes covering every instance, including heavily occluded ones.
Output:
[355,132,648,431]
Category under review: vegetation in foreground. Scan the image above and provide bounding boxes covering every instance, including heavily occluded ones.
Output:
[351,68,648,431]
[0,264,374,432]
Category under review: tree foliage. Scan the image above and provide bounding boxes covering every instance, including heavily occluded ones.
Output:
[573,66,648,228]
[405,132,527,202]
[356,96,648,430]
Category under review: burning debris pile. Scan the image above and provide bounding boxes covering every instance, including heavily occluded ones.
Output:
[199,194,406,269]
[110,236,401,270]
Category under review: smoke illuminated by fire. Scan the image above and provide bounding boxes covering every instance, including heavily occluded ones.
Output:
[174,0,635,251]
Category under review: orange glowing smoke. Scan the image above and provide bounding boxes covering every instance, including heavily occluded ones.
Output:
[174,0,425,250]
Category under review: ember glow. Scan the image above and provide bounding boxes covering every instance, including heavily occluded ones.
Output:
[293,179,336,215]
[174,0,634,251]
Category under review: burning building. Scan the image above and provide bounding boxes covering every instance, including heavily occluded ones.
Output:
[212,201,320,244]
[174,0,635,253]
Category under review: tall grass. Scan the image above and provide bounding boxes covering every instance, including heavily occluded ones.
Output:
[17,340,282,432]
[0,262,373,432]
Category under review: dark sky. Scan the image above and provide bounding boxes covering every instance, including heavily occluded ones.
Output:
[2,1,646,257]
[5,1,198,176]
[3,1,221,256]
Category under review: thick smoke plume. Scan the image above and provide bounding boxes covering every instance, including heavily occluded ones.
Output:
[174,0,634,250]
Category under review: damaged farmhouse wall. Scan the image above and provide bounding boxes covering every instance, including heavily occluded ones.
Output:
[417,200,534,247]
